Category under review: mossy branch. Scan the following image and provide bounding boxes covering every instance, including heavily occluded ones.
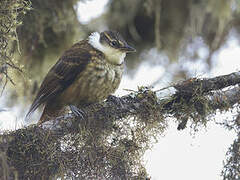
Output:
[45,71,240,134]
[1,71,240,179]
[174,71,240,96]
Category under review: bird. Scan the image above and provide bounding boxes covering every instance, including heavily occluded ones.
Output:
[26,30,136,124]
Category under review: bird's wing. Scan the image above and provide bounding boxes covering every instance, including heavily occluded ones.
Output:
[25,41,93,119]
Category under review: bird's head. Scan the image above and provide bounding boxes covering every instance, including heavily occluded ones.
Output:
[88,30,136,65]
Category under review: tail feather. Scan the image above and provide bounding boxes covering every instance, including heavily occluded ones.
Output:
[25,102,40,121]
[25,93,50,121]
[25,96,45,121]
[37,103,65,124]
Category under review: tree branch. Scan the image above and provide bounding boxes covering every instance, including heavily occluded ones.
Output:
[174,71,240,96]
[1,71,240,179]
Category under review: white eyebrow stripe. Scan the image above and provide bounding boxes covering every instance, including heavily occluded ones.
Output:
[88,32,126,65]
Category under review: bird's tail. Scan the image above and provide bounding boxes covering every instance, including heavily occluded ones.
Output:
[37,103,65,125]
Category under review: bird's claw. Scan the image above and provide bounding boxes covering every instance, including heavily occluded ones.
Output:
[69,105,85,119]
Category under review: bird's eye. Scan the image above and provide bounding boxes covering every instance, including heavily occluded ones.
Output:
[110,40,118,47]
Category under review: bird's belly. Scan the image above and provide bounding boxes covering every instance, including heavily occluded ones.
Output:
[58,62,123,106]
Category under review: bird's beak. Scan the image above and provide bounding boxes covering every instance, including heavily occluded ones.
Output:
[121,44,136,52]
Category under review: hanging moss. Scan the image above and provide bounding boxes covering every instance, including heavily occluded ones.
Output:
[0,0,31,87]
[1,87,168,179]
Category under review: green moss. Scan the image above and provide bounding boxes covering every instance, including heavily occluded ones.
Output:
[6,127,59,179]
[0,0,31,77]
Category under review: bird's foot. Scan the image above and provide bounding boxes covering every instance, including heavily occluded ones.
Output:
[107,95,124,108]
[69,105,85,119]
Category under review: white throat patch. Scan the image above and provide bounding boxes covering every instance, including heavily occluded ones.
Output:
[88,32,126,65]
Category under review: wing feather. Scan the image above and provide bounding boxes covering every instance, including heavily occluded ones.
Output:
[25,41,92,119]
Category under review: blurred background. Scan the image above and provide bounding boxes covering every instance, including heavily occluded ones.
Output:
[1,0,240,179]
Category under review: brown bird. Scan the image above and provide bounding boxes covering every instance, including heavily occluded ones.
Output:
[26,30,136,124]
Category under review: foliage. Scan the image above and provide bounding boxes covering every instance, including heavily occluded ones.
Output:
[0,0,31,91]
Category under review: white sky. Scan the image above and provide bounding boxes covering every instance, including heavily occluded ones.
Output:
[76,0,109,23]
[1,1,240,179]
